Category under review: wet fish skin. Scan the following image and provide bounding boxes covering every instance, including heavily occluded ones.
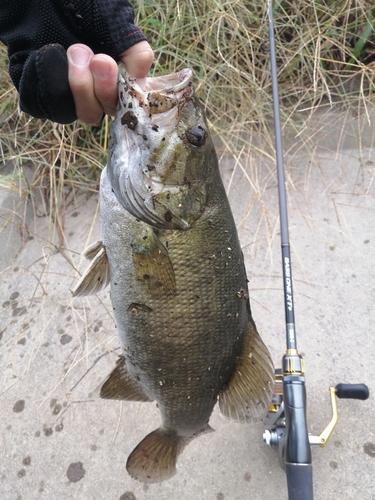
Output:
[72,68,274,483]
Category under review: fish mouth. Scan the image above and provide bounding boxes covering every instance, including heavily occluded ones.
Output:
[120,67,193,113]
[108,67,208,230]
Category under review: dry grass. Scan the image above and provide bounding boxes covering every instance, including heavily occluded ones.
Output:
[138,1,374,129]
[0,1,374,194]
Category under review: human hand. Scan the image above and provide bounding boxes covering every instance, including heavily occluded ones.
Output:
[67,41,154,124]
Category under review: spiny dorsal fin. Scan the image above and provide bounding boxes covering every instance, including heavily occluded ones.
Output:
[70,241,110,297]
[132,227,176,295]
[100,356,152,402]
[219,319,274,422]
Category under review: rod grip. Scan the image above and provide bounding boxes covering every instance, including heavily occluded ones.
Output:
[283,377,312,464]
[335,383,369,400]
[285,463,313,500]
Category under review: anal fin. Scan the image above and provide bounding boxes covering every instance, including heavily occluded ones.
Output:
[219,319,274,422]
[71,240,110,297]
[100,356,152,402]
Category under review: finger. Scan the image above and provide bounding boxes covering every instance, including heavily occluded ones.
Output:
[67,44,103,124]
[120,41,154,89]
[90,54,119,117]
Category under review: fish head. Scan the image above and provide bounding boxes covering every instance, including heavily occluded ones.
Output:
[107,67,215,229]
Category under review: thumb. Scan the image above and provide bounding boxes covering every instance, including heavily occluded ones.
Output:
[120,41,154,89]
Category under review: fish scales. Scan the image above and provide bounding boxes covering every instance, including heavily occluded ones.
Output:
[72,67,274,483]
[101,172,248,430]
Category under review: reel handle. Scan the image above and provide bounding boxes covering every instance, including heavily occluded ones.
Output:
[335,383,369,400]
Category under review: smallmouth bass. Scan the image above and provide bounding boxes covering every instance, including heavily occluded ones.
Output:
[72,68,274,483]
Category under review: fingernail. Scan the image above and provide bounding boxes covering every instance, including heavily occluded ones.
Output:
[92,62,110,80]
[69,46,90,66]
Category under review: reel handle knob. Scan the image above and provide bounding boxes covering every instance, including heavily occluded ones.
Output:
[335,383,369,400]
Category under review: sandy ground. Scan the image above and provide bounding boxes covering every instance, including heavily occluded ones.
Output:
[1,108,374,500]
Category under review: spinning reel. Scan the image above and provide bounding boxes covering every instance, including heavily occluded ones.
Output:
[263,364,369,498]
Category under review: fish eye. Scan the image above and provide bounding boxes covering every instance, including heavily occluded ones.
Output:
[185,126,207,147]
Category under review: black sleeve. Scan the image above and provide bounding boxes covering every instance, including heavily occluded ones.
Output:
[0,0,147,123]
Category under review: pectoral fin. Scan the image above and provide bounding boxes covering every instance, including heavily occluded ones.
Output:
[132,227,176,295]
[219,319,274,422]
[100,356,152,402]
[82,240,105,260]
[70,241,110,297]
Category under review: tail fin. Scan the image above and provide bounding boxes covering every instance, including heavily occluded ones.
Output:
[126,428,188,483]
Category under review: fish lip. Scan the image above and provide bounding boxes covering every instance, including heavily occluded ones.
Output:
[120,66,192,93]
[119,67,193,113]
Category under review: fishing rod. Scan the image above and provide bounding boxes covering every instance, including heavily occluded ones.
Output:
[262,1,369,499]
